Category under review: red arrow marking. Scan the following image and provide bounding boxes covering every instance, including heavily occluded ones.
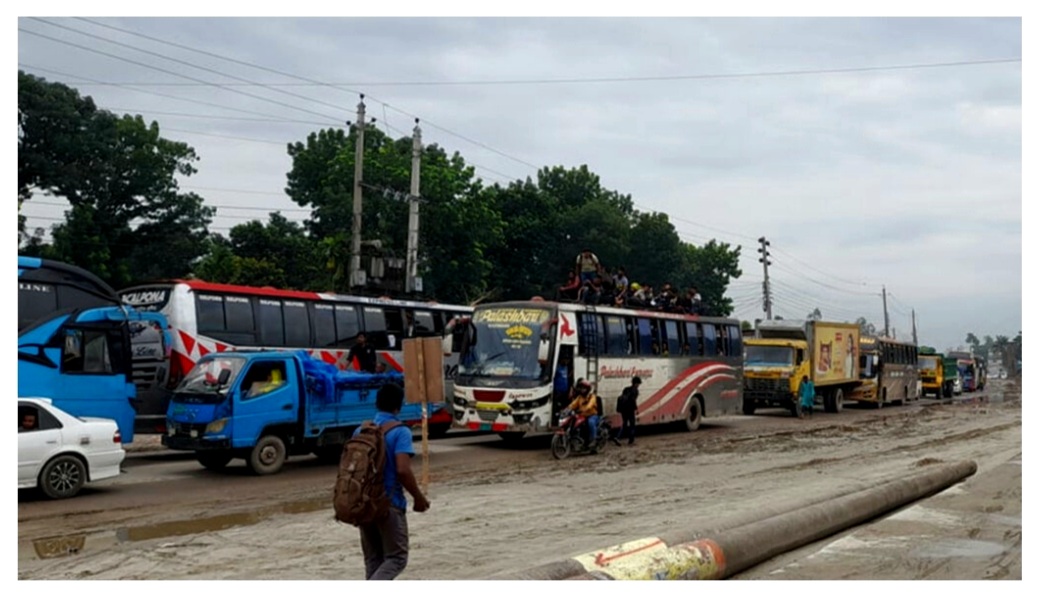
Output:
[593,540,664,566]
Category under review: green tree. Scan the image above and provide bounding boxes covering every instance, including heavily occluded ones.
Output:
[680,239,743,317]
[807,307,823,320]
[18,71,213,287]
[856,317,878,337]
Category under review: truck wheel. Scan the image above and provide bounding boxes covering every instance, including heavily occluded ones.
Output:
[196,451,232,471]
[683,397,703,432]
[313,445,343,464]
[935,389,942,400]
[742,399,756,416]
[248,435,287,476]
[833,389,844,413]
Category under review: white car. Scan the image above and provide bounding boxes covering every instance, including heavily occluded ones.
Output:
[18,398,126,499]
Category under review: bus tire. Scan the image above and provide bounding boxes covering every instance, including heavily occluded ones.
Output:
[196,451,233,470]
[248,435,287,476]
[429,421,452,439]
[683,397,704,432]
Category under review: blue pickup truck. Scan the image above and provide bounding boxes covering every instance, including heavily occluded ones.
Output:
[162,350,436,475]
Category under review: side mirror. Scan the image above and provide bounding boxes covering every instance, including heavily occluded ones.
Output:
[538,337,550,363]
[218,368,232,386]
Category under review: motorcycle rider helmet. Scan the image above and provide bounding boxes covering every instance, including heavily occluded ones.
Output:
[576,379,592,394]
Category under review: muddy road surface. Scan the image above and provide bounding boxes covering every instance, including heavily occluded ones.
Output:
[18,385,1020,580]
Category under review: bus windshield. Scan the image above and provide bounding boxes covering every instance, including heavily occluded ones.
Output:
[175,356,246,400]
[459,307,550,381]
[745,345,794,367]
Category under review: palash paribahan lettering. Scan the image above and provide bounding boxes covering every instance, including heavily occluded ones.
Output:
[600,366,654,379]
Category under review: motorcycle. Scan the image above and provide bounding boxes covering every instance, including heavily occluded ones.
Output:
[551,410,610,459]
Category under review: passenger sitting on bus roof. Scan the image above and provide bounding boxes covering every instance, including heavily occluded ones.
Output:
[677,288,696,313]
[557,270,581,301]
[580,278,602,305]
[613,267,629,293]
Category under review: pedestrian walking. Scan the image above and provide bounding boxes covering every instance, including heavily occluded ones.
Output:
[355,383,430,579]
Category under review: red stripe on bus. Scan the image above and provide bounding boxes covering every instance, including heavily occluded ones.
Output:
[178,330,196,356]
[635,362,730,414]
[382,352,404,372]
[180,280,323,300]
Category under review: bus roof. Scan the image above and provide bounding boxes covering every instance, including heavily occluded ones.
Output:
[119,279,473,311]
[471,299,740,323]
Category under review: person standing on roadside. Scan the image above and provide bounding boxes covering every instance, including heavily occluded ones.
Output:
[799,374,815,419]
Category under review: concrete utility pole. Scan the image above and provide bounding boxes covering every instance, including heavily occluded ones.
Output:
[882,285,890,339]
[405,119,422,294]
[912,309,918,348]
[758,236,772,320]
[350,95,366,289]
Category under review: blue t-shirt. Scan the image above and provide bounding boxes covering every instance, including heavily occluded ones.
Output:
[353,411,414,510]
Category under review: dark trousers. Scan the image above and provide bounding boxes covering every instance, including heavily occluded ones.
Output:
[617,411,636,443]
[359,507,409,580]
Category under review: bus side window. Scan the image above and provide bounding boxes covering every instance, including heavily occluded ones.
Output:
[702,324,717,356]
[666,320,682,356]
[257,299,285,347]
[637,319,654,355]
[362,307,389,349]
[604,317,628,355]
[383,308,405,350]
[727,325,742,357]
[335,304,361,347]
[685,322,700,356]
[624,318,636,355]
[283,300,310,348]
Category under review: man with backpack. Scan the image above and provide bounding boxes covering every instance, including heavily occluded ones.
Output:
[338,382,430,580]
[612,376,642,446]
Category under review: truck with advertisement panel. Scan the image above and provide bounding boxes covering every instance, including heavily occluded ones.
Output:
[162,350,438,475]
[743,319,861,416]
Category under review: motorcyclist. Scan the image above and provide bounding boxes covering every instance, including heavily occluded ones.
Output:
[565,379,601,451]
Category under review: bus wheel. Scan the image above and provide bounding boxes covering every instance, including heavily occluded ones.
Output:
[684,397,704,432]
[197,451,233,470]
[248,435,287,476]
[429,421,452,439]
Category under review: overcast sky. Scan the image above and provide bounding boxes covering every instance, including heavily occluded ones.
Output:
[13,14,1024,353]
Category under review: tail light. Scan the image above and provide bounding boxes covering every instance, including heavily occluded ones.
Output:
[113,430,123,444]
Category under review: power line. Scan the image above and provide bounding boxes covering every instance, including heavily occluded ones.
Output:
[771,261,880,296]
[75,17,544,176]
[19,63,320,123]
[20,24,347,123]
[770,243,877,288]
[59,57,1022,88]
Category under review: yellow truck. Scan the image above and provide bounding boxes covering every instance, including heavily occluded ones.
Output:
[743,319,861,416]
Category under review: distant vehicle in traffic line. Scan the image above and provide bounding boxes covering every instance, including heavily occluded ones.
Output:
[18,397,126,500]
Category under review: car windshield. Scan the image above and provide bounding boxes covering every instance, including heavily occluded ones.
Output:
[175,356,245,397]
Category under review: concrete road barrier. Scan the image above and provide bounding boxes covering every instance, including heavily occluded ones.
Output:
[501,460,977,580]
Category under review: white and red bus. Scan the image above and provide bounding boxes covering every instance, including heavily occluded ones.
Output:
[449,300,744,439]
[118,280,472,435]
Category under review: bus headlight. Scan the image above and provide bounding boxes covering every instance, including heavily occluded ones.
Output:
[205,418,228,434]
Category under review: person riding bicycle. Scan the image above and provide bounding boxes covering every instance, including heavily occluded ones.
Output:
[565,379,601,450]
